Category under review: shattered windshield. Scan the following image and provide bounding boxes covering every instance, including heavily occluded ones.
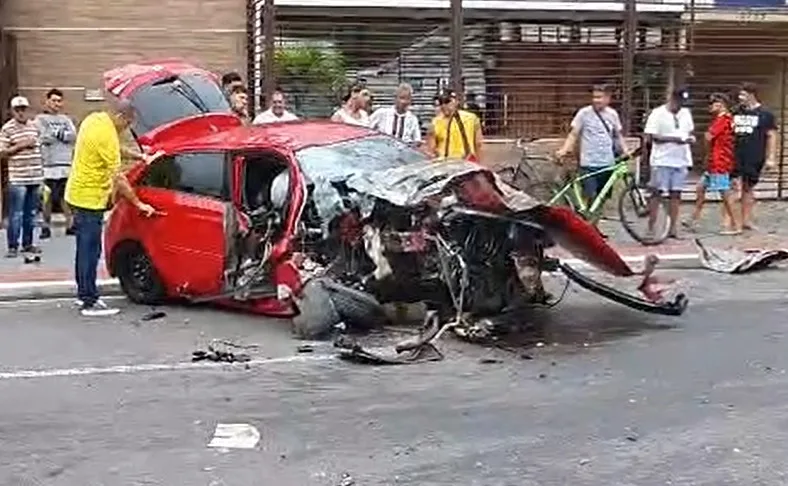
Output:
[129,73,231,134]
[295,135,428,182]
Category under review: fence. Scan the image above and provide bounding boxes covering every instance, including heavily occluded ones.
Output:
[248,0,788,197]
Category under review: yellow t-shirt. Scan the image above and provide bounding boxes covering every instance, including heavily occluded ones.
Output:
[431,110,480,160]
[65,112,122,211]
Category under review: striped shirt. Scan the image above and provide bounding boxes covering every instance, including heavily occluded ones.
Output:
[0,118,44,185]
[369,106,422,144]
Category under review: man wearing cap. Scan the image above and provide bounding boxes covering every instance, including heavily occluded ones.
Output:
[65,98,157,317]
[644,87,696,239]
[427,90,483,162]
[0,95,44,258]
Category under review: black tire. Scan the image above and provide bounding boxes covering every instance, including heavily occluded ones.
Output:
[617,180,671,246]
[292,278,389,339]
[113,243,166,305]
[321,278,390,331]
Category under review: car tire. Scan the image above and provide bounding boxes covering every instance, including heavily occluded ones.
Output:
[292,278,389,339]
[321,278,390,331]
[114,243,166,305]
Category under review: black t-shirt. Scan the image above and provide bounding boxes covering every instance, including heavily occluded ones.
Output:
[733,105,776,167]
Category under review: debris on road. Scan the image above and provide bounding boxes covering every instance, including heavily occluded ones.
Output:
[297,344,315,353]
[207,423,260,449]
[192,345,251,363]
[335,334,443,365]
[140,310,166,321]
[695,238,788,274]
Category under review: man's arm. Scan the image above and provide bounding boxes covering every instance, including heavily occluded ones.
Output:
[426,121,437,157]
[0,127,35,157]
[368,108,382,131]
[97,133,154,214]
[765,111,778,168]
[121,145,145,161]
[60,118,77,143]
[557,108,583,158]
[409,116,423,146]
[612,110,629,156]
[473,114,483,162]
[35,116,56,145]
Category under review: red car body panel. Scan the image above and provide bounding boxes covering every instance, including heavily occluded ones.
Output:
[103,59,636,320]
[103,59,220,99]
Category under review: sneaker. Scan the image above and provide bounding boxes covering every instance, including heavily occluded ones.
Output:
[73,299,84,307]
[40,227,51,240]
[80,300,120,317]
[5,248,18,258]
[22,245,41,254]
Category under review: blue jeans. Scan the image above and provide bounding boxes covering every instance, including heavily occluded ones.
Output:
[73,207,104,307]
[6,183,40,250]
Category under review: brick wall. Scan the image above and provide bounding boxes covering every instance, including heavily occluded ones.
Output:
[4,0,247,122]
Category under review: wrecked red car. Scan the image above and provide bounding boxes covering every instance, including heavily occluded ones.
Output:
[104,60,687,340]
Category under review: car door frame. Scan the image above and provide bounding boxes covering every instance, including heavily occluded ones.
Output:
[135,149,234,297]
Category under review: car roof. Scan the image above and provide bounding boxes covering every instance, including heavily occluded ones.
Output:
[163,119,378,153]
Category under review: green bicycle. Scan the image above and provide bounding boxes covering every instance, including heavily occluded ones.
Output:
[497,138,671,246]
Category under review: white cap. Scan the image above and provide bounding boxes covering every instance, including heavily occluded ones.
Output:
[10,96,29,108]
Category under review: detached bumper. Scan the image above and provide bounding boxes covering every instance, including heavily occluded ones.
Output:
[558,262,688,316]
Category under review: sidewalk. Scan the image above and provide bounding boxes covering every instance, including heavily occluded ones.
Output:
[0,201,786,296]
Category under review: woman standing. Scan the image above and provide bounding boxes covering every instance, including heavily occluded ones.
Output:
[331,85,370,127]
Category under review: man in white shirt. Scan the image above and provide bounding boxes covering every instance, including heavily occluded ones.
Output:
[369,83,422,146]
[253,90,299,125]
[644,87,695,239]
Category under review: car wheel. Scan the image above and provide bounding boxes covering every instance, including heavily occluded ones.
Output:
[114,243,166,305]
[321,278,390,331]
[292,278,389,340]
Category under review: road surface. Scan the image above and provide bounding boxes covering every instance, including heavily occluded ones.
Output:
[0,269,786,485]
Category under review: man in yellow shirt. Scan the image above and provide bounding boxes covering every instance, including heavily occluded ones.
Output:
[427,90,483,162]
[65,98,156,317]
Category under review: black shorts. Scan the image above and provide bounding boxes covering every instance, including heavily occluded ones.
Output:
[731,160,764,190]
[44,178,67,212]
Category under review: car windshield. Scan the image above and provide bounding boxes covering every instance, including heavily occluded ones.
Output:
[129,73,231,135]
[295,135,428,182]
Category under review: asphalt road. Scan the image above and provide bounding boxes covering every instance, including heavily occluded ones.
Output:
[1,269,787,485]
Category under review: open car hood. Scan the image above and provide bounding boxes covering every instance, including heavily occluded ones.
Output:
[103,59,234,144]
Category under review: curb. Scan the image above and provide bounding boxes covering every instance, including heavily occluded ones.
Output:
[0,279,122,302]
[559,253,702,271]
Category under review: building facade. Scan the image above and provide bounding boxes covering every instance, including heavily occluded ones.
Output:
[3,0,247,121]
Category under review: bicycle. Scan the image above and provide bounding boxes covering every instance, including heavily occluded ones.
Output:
[497,138,671,246]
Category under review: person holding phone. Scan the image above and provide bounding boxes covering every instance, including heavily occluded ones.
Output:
[644,87,695,240]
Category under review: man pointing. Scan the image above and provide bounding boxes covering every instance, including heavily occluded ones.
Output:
[65,98,157,317]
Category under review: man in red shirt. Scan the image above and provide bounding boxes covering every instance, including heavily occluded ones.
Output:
[685,93,741,234]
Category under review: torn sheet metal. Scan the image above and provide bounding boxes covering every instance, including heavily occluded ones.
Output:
[208,423,260,449]
[334,335,444,365]
[345,159,540,213]
[695,239,788,274]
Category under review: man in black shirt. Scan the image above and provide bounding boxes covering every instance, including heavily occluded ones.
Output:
[729,82,777,231]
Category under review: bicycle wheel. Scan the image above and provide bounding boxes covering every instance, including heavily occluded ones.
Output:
[618,179,671,246]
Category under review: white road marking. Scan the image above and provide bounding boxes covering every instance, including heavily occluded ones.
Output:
[0,278,118,291]
[0,296,125,307]
[0,355,334,381]
[208,424,261,449]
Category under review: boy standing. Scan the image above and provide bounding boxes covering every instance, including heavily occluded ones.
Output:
[685,93,740,234]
